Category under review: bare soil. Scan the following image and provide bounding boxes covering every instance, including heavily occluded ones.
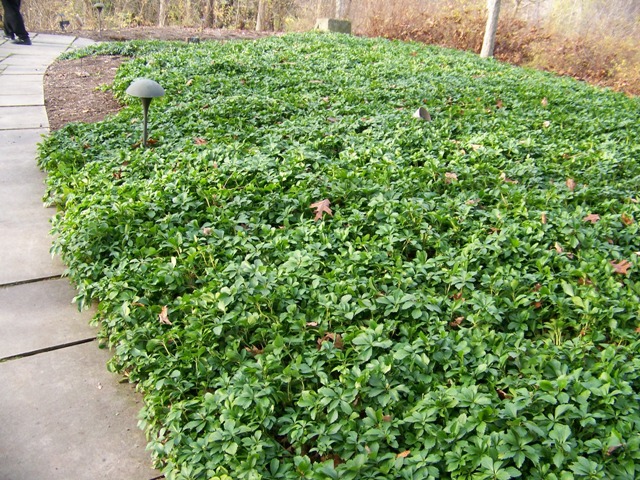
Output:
[43,28,272,130]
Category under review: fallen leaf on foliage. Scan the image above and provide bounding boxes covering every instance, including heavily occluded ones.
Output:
[496,99,504,109]
[452,291,464,301]
[470,144,482,151]
[554,243,564,254]
[321,454,343,467]
[318,332,343,350]
[310,199,333,221]
[533,301,543,309]
[327,117,338,123]
[497,389,512,400]
[635,326,640,333]
[396,450,411,458]
[578,278,593,286]
[202,227,212,235]
[450,316,464,328]
[541,212,547,224]
[382,415,392,422]
[306,321,318,327]
[610,260,632,275]
[410,51,418,56]
[542,120,551,128]
[445,172,458,183]
[194,137,208,145]
[245,345,264,356]
[533,283,542,292]
[583,213,600,224]
[606,444,625,456]
[541,97,548,107]
[500,172,518,184]
[621,213,634,226]
[566,178,576,191]
[159,305,172,325]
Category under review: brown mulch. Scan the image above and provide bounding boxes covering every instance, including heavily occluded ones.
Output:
[44,55,124,131]
[43,28,272,131]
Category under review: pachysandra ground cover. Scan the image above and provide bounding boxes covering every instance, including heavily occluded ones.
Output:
[39,33,640,479]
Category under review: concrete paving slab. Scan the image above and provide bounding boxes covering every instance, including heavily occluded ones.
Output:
[0,55,64,68]
[0,94,43,106]
[0,341,160,480]
[0,278,96,359]
[1,42,69,55]
[31,33,79,45]
[0,106,48,129]
[71,37,99,48]
[0,180,49,222]
[0,128,46,161]
[0,75,44,96]
[0,223,64,285]
[0,64,48,74]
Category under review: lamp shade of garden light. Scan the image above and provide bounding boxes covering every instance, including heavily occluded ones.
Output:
[126,78,165,148]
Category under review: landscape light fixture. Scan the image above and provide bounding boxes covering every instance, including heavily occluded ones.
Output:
[126,78,165,148]
[58,13,70,31]
[94,3,104,38]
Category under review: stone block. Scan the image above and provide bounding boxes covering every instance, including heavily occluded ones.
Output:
[315,18,352,34]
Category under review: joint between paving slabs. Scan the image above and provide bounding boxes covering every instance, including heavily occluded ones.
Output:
[0,337,97,363]
[0,274,64,289]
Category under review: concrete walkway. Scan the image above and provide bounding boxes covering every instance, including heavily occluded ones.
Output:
[0,33,161,480]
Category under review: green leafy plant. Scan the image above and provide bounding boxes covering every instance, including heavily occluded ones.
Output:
[39,33,640,479]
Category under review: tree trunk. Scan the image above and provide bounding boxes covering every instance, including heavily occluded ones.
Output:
[480,0,501,58]
[256,0,266,31]
[158,0,168,26]
[335,0,345,18]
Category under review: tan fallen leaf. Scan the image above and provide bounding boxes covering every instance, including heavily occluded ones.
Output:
[621,213,634,226]
[541,97,549,107]
[566,178,576,191]
[610,260,632,275]
[541,212,547,224]
[396,450,411,458]
[583,213,600,224]
[445,172,458,183]
[310,199,333,221]
[159,305,172,325]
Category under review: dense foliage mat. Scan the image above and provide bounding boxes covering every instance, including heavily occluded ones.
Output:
[40,34,640,479]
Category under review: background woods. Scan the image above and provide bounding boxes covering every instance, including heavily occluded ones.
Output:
[18,0,640,93]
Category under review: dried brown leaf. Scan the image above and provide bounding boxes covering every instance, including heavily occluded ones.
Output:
[541,97,548,106]
[541,212,547,224]
[566,178,576,191]
[497,389,512,400]
[310,199,333,221]
[583,213,600,224]
[194,137,208,145]
[621,213,634,226]
[610,260,632,275]
[317,332,343,350]
[159,305,172,325]
[245,345,264,356]
[445,172,458,183]
[449,316,464,328]
[396,450,411,458]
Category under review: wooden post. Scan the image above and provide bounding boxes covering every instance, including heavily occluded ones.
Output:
[480,0,501,58]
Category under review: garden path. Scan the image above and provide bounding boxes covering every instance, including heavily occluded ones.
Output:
[0,33,160,480]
